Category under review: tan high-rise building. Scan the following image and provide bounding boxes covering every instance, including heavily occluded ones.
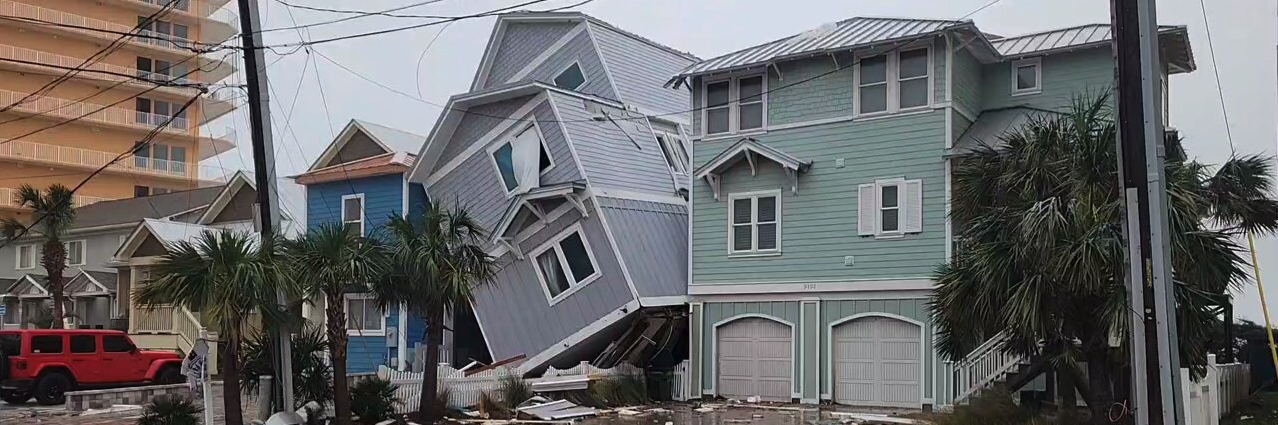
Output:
[0,0,238,220]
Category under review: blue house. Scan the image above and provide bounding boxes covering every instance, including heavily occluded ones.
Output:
[292,119,438,373]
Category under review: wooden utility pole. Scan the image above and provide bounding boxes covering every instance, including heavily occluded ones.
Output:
[236,0,295,412]
[1110,0,1184,423]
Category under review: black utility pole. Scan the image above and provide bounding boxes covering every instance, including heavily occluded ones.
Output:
[1110,0,1184,423]
[236,0,295,412]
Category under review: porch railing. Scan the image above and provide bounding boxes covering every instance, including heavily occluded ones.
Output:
[0,88,193,134]
[132,305,175,332]
[0,1,196,54]
[0,187,114,209]
[951,331,1025,404]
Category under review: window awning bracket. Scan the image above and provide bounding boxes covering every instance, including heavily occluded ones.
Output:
[771,63,784,81]
[564,193,589,218]
[497,237,524,261]
[829,52,840,69]
[705,174,722,201]
[746,150,758,176]
[786,167,800,195]
[524,200,548,224]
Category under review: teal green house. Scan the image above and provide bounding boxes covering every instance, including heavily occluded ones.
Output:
[671,18,1194,408]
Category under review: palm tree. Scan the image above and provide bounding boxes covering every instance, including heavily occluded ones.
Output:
[134,230,296,425]
[369,204,497,422]
[283,223,384,425]
[0,184,76,329]
[933,94,1278,425]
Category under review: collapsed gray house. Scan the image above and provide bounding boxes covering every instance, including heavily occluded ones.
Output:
[408,12,696,373]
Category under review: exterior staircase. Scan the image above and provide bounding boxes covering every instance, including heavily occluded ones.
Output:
[944,331,1034,405]
[129,305,220,373]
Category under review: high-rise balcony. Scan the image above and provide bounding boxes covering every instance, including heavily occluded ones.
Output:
[120,0,239,45]
[0,186,115,210]
[0,43,235,122]
[0,89,237,159]
[0,139,225,182]
[0,1,236,81]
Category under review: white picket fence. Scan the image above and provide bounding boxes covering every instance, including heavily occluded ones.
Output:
[671,360,693,401]
[377,362,644,412]
[1181,354,1251,425]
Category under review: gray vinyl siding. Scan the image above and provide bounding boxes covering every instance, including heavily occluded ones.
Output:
[472,203,634,361]
[483,22,580,88]
[427,98,582,235]
[525,30,617,101]
[597,197,688,298]
[981,47,1115,112]
[951,49,983,114]
[325,131,387,168]
[550,92,676,194]
[698,301,802,395]
[952,110,973,143]
[588,22,695,116]
[0,230,129,278]
[692,38,947,134]
[435,95,537,173]
[690,110,948,285]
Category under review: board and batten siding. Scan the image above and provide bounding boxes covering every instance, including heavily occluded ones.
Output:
[981,47,1115,112]
[471,202,634,362]
[690,110,948,285]
[691,38,948,135]
[588,22,696,116]
[435,96,536,170]
[483,22,580,88]
[306,173,404,236]
[550,92,675,194]
[596,197,688,298]
[524,29,617,101]
[695,298,936,403]
[426,99,583,234]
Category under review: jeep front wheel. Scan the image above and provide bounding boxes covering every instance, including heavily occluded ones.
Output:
[34,373,71,405]
[156,365,185,384]
[0,390,30,404]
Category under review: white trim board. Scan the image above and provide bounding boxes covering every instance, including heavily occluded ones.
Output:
[424,93,547,186]
[823,312,927,408]
[689,278,935,295]
[586,187,688,206]
[708,313,798,400]
[518,299,641,373]
[505,23,588,84]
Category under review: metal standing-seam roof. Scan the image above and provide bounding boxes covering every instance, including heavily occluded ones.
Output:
[680,17,968,76]
[991,23,1179,56]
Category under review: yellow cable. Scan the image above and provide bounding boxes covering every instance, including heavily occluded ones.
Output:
[1247,232,1278,383]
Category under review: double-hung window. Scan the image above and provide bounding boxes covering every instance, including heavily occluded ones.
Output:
[877,183,902,234]
[490,125,553,194]
[703,75,766,136]
[341,194,364,237]
[345,294,384,335]
[729,191,780,254]
[856,47,931,115]
[15,244,35,270]
[531,226,601,304]
[654,132,690,175]
[858,179,924,237]
[1012,58,1042,95]
[65,240,86,266]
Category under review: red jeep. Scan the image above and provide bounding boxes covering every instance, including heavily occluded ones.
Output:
[0,329,185,405]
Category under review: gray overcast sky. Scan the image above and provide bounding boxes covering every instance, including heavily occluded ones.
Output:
[213,0,1277,321]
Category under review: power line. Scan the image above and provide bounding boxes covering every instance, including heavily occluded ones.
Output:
[1196,0,1236,154]
[259,0,452,34]
[0,57,208,89]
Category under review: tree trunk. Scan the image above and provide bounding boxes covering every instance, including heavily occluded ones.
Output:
[222,332,245,425]
[1086,349,1115,425]
[41,240,65,329]
[326,291,352,425]
[417,308,444,422]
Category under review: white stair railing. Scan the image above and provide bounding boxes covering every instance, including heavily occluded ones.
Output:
[952,331,1026,403]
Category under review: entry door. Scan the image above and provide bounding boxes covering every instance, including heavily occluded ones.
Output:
[832,316,921,407]
[716,317,793,402]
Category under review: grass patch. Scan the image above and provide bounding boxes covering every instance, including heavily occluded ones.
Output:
[1223,391,1278,425]
[587,374,648,407]
[498,375,534,409]
[918,390,1086,425]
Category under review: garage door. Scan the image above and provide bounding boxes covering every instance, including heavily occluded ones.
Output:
[716,317,793,402]
[832,316,921,407]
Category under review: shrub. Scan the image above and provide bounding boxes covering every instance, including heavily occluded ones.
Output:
[240,325,333,409]
[926,390,1085,425]
[497,375,533,409]
[137,395,202,425]
[588,374,647,407]
[350,377,402,425]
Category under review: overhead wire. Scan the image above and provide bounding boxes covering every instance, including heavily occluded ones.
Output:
[257,0,453,34]
[1196,0,1236,153]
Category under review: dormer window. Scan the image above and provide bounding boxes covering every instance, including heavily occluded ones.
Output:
[704,75,766,136]
[490,124,553,195]
[1012,58,1042,95]
[554,62,587,91]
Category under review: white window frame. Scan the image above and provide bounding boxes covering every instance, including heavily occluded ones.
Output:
[875,178,906,237]
[701,73,768,136]
[654,131,691,175]
[486,122,556,197]
[344,293,385,336]
[726,189,782,256]
[340,193,365,237]
[853,45,933,117]
[1011,57,1042,96]
[15,244,35,270]
[529,223,603,306]
[553,61,588,91]
[64,240,86,267]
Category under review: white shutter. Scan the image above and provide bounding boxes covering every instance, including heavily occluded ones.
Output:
[904,179,923,233]
[858,184,876,236]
